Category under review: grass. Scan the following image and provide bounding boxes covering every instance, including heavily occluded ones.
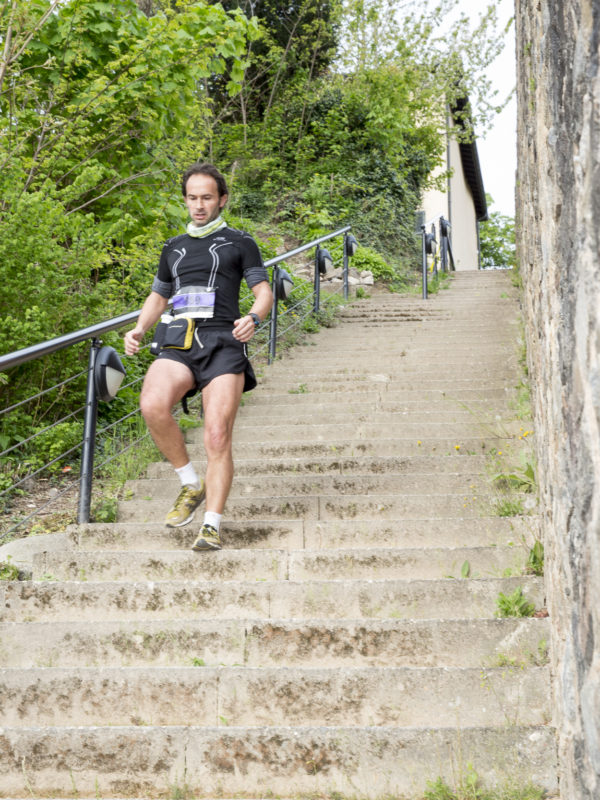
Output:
[0,555,20,580]
[525,539,544,576]
[509,380,531,420]
[289,383,309,394]
[495,586,536,618]
[494,497,526,517]
[268,777,548,800]
[489,450,537,519]
[424,771,546,800]
[492,638,549,669]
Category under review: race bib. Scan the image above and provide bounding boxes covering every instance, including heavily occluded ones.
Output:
[172,285,216,319]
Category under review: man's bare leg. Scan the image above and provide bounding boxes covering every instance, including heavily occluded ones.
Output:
[140,358,206,527]
[139,358,196,468]
[201,372,245,514]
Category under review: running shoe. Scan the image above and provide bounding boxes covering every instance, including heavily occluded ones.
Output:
[165,483,205,527]
[192,523,221,551]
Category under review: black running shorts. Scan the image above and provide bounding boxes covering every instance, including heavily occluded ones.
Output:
[157,327,257,393]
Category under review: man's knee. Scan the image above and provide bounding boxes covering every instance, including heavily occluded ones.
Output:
[141,360,194,423]
[140,388,172,425]
[204,421,232,455]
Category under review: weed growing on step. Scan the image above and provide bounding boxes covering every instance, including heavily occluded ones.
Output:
[491,638,549,669]
[0,555,19,580]
[289,383,309,394]
[90,497,118,523]
[426,272,452,294]
[488,444,537,520]
[509,380,532,420]
[494,497,525,516]
[292,778,546,800]
[525,539,544,576]
[424,766,545,800]
[492,455,536,494]
[535,638,550,665]
[495,587,536,618]
[169,771,193,800]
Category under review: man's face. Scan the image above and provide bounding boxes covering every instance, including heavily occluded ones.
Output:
[184,173,227,226]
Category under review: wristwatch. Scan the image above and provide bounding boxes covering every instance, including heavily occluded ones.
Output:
[249,312,260,327]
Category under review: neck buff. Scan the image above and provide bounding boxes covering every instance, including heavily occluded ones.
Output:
[186,216,227,238]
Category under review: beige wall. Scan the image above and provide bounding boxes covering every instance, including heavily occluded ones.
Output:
[421,129,481,271]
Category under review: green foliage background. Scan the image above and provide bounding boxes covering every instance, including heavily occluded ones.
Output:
[0,0,509,485]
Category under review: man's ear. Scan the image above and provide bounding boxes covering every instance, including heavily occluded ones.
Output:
[219,194,228,209]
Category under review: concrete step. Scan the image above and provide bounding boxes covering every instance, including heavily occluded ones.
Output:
[221,422,519,445]
[0,617,550,668]
[0,724,557,798]
[254,378,516,394]
[276,345,518,359]
[116,492,505,523]
[68,515,539,551]
[272,343,517,355]
[244,388,517,406]
[335,317,518,330]
[207,438,509,460]
[125,471,492,500]
[0,665,550,727]
[239,397,515,416]
[31,544,530,584]
[235,405,516,426]
[2,577,544,622]
[261,366,518,381]
[146,453,495,479]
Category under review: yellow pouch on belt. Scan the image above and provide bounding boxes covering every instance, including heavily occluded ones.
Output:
[162,316,194,350]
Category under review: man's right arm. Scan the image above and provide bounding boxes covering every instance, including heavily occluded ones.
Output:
[123,292,169,356]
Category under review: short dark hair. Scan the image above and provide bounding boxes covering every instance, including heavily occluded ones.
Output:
[181,163,228,198]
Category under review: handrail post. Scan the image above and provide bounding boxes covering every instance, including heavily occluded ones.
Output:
[343,235,350,301]
[314,245,321,313]
[441,229,447,273]
[440,217,448,273]
[269,267,279,364]
[78,338,101,523]
[421,225,428,300]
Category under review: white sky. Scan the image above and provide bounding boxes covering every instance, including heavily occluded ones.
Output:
[449,0,517,217]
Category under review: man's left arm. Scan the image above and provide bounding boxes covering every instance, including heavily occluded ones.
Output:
[232,280,273,342]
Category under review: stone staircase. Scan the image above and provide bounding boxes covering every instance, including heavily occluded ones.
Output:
[0,270,557,798]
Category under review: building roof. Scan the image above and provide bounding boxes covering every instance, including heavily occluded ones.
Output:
[452,97,489,222]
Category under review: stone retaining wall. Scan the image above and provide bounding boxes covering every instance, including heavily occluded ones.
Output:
[516,1,600,796]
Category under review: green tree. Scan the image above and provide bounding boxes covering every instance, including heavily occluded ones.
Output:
[479,199,516,268]
[0,0,255,442]
[210,0,511,270]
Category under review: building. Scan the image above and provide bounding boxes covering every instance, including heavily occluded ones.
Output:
[420,98,488,270]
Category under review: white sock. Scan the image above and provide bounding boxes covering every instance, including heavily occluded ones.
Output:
[204,511,222,531]
[175,462,199,487]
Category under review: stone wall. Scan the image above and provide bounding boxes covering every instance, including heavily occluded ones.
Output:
[515,1,600,796]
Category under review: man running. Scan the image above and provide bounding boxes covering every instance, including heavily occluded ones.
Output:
[124,163,273,551]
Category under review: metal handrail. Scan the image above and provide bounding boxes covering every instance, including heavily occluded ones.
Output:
[0,225,356,537]
[420,215,454,299]
[0,226,352,374]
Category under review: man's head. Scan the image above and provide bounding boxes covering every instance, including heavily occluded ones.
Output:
[182,163,228,227]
